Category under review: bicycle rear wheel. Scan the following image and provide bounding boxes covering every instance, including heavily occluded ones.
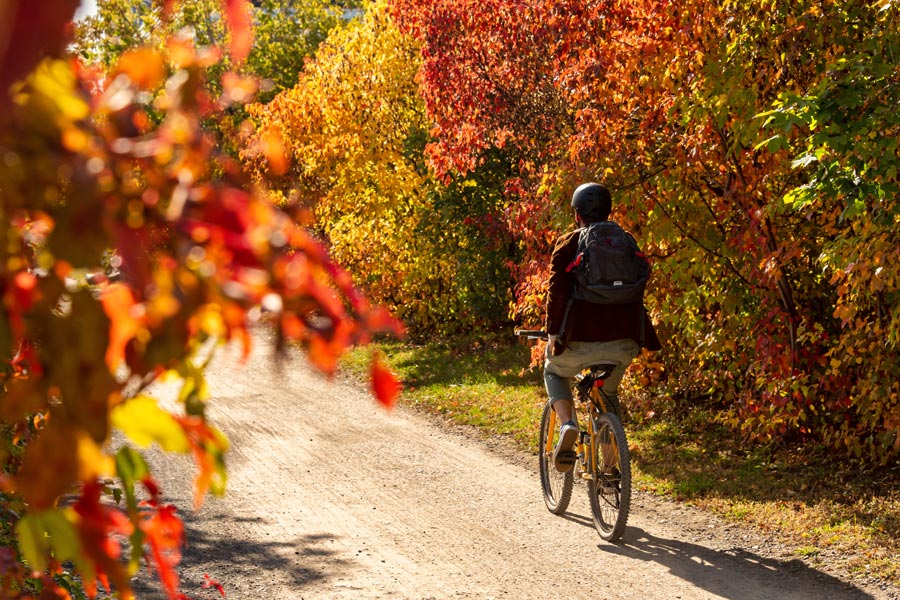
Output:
[588,412,631,541]
[538,402,573,514]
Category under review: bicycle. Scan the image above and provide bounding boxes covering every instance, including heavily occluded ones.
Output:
[516,329,632,542]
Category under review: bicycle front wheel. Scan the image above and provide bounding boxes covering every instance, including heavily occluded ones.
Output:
[538,402,573,514]
[588,412,631,542]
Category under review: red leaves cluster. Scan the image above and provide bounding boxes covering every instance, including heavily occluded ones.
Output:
[371,353,402,409]
[391,0,565,180]
[72,481,135,598]
[391,0,900,461]
[1,0,403,598]
[138,479,186,599]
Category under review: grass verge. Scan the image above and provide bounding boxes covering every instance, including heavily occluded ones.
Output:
[341,333,900,587]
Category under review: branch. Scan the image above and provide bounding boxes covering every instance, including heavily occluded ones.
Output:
[652,198,756,290]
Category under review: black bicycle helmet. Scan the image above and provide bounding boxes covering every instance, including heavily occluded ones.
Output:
[571,182,611,221]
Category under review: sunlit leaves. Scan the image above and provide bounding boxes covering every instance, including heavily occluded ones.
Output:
[391,0,568,180]
[248,0,514,337]
[112,396,190,453]
[74,0,359,102]
[2,0,399,597]
[393,0,900,462]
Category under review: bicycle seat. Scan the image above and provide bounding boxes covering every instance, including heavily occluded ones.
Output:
[574,362,617,393]
[587,362,617,380]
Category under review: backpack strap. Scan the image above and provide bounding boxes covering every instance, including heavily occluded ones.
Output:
[566,224,592,272]
[557,296,574,339]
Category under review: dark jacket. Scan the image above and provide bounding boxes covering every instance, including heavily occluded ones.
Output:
[545,226,662,352]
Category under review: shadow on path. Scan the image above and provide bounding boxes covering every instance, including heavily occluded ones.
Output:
[599,525,874,600]
[559,510,595,529]
[131,513,357,599]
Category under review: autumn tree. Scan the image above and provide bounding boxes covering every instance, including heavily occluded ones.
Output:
[73,0,359,102]
[754,0,900,457]
[391,0,900,461]
[0,1,398,598]
[247,0,514,337]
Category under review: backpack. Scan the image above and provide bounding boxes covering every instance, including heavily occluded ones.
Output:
[565,221,649,305]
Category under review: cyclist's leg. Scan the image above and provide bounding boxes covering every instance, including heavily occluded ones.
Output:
[543,352,586,471]
[542,352,581,422]
[544,339,639,419]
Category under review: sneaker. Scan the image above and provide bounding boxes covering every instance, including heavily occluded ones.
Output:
[552,421,579,472]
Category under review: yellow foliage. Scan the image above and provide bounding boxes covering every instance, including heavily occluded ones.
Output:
[247,1,438,317]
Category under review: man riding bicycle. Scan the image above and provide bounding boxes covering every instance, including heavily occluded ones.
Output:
[544,182,661,472]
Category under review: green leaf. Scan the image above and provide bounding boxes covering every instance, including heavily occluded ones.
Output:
[115,446,149,485]
[177,361,210,416]
[40,509,82,566]
[841,197,867,221]
[754,134,789,153]
[16,514,49,573]
[111,395,190,453]
[16,508,89,576]
[115,446,150,511]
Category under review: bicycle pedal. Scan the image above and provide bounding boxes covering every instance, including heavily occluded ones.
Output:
[553,450,576,472]
[556,450,576,463]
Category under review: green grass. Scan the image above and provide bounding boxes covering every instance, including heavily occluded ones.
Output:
[342,333,546,450]
[625,411,900,585]
[340,334,900,587]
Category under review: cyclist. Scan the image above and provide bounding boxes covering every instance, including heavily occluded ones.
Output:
[544,182,661,472]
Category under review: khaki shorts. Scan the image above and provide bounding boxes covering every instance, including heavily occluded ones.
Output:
[543,338,640,403]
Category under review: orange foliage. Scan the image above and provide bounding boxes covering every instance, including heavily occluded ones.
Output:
[392,0,900,461]
[0,0,401,598]
[371,352,403,409]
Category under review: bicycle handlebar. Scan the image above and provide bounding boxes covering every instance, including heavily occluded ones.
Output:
[515,329,548,340]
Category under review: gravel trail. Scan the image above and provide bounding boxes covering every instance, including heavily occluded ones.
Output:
[132,329,898,600]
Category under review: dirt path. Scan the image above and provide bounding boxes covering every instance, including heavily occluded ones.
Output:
[132,329,898,600]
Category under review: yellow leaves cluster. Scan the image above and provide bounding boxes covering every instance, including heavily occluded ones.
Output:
[15,59,90,128]
[250,1,425,192]
[247,0,433,316]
